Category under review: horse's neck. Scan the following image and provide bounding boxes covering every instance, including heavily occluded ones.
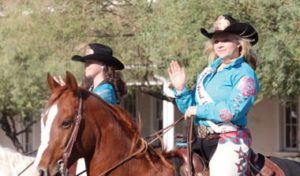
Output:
[92,113,135,154]
[81,98,174,175]
[82,101,137,173]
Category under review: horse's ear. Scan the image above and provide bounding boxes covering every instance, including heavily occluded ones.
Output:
[65,71,78,93]
[47,73,61,92]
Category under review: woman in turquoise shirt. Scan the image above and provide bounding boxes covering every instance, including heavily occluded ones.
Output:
[72,43,126,105]
[168,15,259,176]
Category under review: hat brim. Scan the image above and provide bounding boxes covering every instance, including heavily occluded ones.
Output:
[200,22,258,45]
[72,54,124,70]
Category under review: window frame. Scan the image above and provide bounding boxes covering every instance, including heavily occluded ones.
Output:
[281,99,299,152]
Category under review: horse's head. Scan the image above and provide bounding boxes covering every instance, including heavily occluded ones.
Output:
[34,71,83,176]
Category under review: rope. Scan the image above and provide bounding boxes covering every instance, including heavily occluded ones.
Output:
[147,116,185,145]
[17,161,34,176]
[187,116,194,176]
[97,138,148,176]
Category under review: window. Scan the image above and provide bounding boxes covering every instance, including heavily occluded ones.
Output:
[155,98,163,130]
[282,100,299,151]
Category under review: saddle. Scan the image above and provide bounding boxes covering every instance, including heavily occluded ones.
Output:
[249,149,285,176]
[167,148,285,176]
[167,148,209,176]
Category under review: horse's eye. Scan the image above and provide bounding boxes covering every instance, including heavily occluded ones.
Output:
[61,119,74,129]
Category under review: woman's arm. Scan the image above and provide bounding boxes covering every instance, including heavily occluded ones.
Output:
[174,87,196,114]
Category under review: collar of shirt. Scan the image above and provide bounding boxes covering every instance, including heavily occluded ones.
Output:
[210,56,245,71]
[90,80,109,91]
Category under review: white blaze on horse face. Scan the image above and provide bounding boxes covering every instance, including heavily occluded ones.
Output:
[40,109,48,140]
[33,104,58,168]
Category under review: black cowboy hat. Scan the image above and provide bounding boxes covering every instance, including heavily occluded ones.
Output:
[200,15,258,45]
[72,43,124,70]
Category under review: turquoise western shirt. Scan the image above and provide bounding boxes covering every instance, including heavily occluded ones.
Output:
[175,56,260,127]
[91,81,118,105]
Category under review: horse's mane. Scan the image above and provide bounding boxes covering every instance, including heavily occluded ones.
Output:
[81,88,174,164]
[106,103,174,168]
[82,88,141,140]
[82,90,173,161]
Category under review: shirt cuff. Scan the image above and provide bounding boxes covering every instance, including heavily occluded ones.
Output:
[173,87,188,98]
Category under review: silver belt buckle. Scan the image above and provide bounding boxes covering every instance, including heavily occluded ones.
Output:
[197,125,210,138]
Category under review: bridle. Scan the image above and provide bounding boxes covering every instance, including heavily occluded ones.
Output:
[58,93,83,176]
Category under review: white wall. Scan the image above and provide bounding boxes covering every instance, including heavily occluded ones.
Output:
[136,92,153,137]
[0,129,15,148]
[248,98,281,156]
[0,120,41,152]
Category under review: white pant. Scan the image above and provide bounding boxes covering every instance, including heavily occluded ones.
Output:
[209,129,251,176]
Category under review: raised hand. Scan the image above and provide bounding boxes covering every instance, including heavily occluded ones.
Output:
[168,60,186,91]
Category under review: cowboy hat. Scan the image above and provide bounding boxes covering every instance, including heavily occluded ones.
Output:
[200,15,258,45]
[72,43,124,70]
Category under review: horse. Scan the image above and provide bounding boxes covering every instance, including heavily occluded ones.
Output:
[34,71,197,176]
[0,144,37,176]
[34,71,300,176]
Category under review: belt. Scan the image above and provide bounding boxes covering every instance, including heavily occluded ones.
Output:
[196,125,220,139]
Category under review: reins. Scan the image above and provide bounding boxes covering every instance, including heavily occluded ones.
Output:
[96,138,149,176]
[17,160,34,176]
[146,116,185,145]
[16,144,38,175]
[187,116,195,176]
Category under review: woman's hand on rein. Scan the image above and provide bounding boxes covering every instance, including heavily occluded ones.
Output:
[184,106,196,120]
[168,60,186,91]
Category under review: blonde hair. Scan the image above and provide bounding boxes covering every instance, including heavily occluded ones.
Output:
[204,35,258,70]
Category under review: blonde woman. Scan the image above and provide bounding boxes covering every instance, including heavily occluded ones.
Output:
[168,15,259,175]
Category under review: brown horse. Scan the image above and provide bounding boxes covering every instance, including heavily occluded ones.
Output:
[34,71,207,176]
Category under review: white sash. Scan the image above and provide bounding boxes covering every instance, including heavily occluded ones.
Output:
[196,67,239,133]
[195,67,214,105]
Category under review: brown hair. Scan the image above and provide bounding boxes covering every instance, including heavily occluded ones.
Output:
[204,35,258,70]
[104,66,127,103]
[82,65,127,104]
